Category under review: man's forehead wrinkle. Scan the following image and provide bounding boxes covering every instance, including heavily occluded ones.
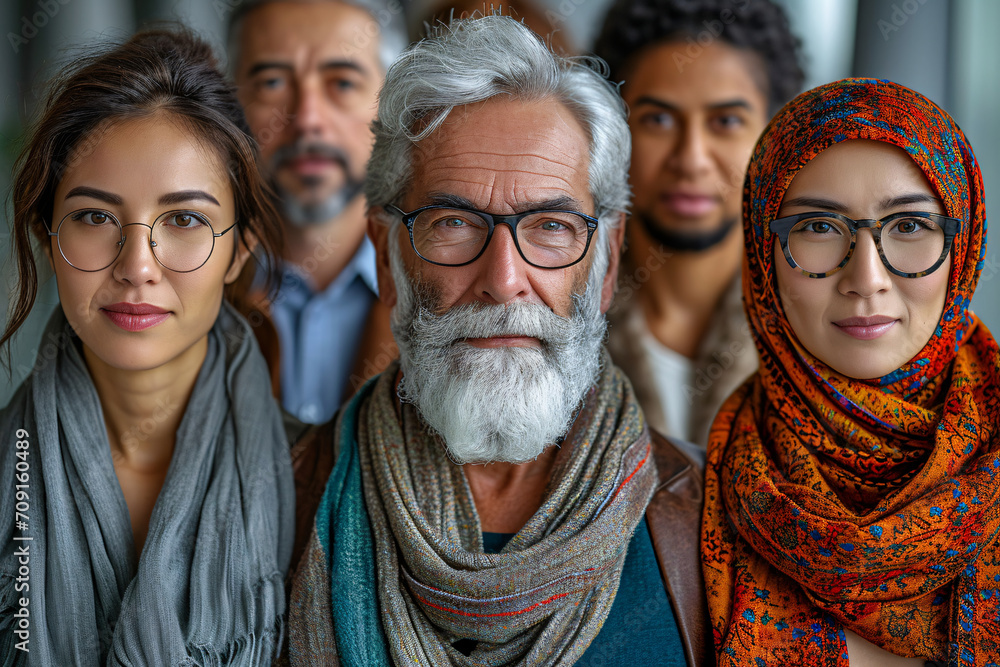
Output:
[406,97,594,215]
[420,103,588,155]
[422,149,582,171]
[417,150,583,182]
[419,168,580,196]
[423,164,578,181]
[427,133,584,163]
[417,175,580,207]
[437,126,581,147]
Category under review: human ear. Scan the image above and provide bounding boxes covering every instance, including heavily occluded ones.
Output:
[600,212,627,314]
[368,207,397,308]
[42,240,54,271]
[223,229,257,285]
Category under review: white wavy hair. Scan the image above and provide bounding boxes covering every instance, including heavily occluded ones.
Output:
[365,14,632,253]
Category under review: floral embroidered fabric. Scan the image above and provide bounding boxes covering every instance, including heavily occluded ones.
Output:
[701,78,1000,665]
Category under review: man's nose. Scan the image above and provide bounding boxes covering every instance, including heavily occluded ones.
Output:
[111,223,163,285]
[837,229,893,297]
[292,79,333,138]
[667,123,713,177]
[472,224,532,305]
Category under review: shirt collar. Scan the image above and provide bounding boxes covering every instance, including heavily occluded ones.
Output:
[280,235,379,298]
[351,235,379,295]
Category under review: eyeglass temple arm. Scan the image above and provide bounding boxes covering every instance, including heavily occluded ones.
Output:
[213,220,239,238]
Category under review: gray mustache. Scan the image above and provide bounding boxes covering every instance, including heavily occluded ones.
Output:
[409,302,578,348]
[270,142,351,171]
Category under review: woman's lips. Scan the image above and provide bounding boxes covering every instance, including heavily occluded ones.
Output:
[661,193,718,217]
[101,303,170,332]
[833,316,898,340]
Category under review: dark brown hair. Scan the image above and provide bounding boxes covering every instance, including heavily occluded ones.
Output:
[2,26,282,364]
[594,0,805,114]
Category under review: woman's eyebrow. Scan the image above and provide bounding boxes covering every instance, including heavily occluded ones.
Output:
[158,190,221,207]
[64,187,221,208]
[780,196,849,213]
[781,193,943,213]
[878,193,942,209]
[64,186,122,205]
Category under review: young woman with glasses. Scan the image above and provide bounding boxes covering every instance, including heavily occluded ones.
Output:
[701,79,999,665]
[0,29,293,664]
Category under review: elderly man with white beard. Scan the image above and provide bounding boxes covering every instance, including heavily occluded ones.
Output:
[285,15,710,667]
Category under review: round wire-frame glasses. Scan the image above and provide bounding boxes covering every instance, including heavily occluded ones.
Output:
[44,209,238,273]
[386,204,600,270]
[768,210,961,279]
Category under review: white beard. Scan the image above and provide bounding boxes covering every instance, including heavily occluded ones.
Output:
[388,233,609,464]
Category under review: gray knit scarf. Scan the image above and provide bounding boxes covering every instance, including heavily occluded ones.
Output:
[357,358,655,665]
[0,302,294,665]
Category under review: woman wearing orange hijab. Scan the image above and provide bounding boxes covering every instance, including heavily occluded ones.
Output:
[701,78,1000,665]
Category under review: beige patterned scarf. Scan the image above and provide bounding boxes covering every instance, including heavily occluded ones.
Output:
[328,356,655,666]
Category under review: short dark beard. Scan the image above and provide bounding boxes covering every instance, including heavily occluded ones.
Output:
[637,212,738,253]
[271,177,364,227]
[267,141,363,227]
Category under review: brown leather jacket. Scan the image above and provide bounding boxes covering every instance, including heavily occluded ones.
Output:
[646,430,713,666]
[288,424,712,666]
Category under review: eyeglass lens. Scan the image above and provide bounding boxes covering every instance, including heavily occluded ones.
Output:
[56,210,218,272]
[410,208,591,268]
[786,214,946,275]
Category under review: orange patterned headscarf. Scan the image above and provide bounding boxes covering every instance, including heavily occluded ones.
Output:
[701,78,1000,664]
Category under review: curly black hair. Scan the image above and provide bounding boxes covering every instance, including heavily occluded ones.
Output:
[593,0,805,113]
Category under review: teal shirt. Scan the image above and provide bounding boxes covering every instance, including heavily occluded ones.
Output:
[475,516,687,666]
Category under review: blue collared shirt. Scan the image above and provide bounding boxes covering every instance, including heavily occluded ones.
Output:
[269,238,378,424]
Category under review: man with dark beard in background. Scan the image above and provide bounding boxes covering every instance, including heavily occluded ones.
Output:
[595,0,804,446]
[230,0,407,423]
[285,15,710,667]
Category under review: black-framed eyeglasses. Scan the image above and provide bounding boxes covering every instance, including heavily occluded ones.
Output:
[769,211,960,278]
[386,204,599,269]
[44,208,238,273]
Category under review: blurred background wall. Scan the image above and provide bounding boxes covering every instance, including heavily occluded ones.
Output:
[1,0,997,404]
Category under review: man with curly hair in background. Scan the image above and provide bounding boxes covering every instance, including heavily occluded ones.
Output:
[594,0,804,447]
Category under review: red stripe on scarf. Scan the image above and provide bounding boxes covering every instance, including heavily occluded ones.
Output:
[412,591,575,618]
[611,440,651,503]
